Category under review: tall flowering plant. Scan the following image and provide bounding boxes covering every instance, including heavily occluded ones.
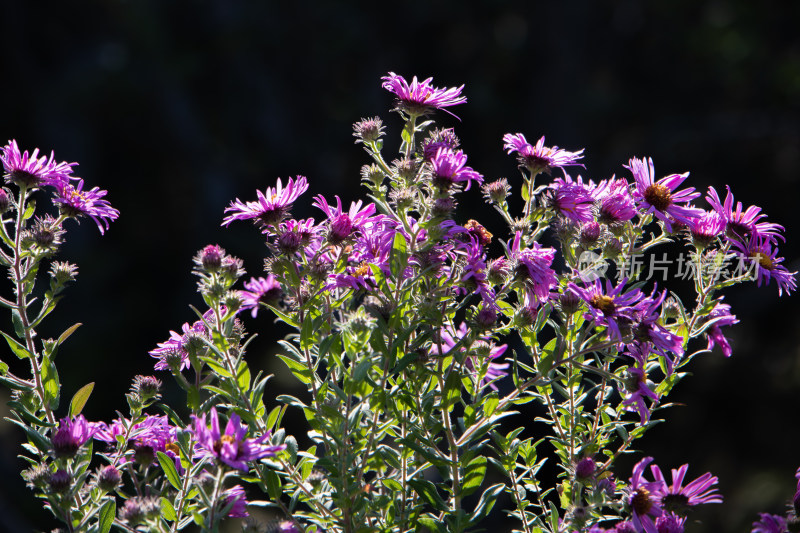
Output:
[1,73,798,533]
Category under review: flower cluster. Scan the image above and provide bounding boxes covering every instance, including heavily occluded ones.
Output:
[1,73,797,533]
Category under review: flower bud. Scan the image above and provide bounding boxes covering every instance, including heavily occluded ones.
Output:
[360,164,385,187]
[431,197,456,218]
[579,221,602,246]
[131,375,162,401]
[96,465,122,492]
[352,116,385,144]
[22,464,51,489]
[50,261,79,286]
[0,188,11,214]
[389,187,416,210]
[575,457,596,481]
[48,469,71,493]
[481,178,511,205]
[196,244,225,272]
[393,157,419,181]
[559,291,582,315]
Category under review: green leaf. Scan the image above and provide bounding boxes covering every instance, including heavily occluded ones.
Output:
[41,353,60,410]
[461,456,487,497]
[57,322,82,347]
[11,309,25,338]
[469,483,505,527]
[1,331,31,359]
[157,451,182,490]
[443,371,462,412]
[264,469,282,500]
[69,382,94,417]
[98,499,115,533]
[408,479,448,512]
[161,496,177,522]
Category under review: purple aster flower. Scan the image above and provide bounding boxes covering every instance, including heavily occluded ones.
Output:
[751,513,788,533]
[149,319,209,371]
[732,232,797,296]
[628,457,665,533]
[1,139,77,188]
[421,128,460,161]
[223,176,308,229]
[706,185,785,243]
[222,485,249,518]
[620,357,659,425]
[458,238,495,306]
[429,147,484,191]
[240,275,283,317]
[94,415,182,467]
[654,512,685,533]
[568,278,646,342]
[510,231,558,304]
[626,157,703,233]
[53,179,119,234]
[629,290,684,372]
[649,462,722,516]
[704,302,739,357]
[52,414,99,458]
[192,407,285,471]
[545,178,596,223]
[594,178,637,224]
[381,72,466,118]
[313,195,382,243]
[275,218,318,254]
[503,133,585,176]
[686,210,725,249]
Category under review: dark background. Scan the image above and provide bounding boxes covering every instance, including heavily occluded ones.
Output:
[1,1,798,531]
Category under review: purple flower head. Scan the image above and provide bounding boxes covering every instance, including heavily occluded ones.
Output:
[706,185,784,244]
[94,415,180,466]
[53,179,119,234]
[381,72,466,118]
[313,195,382,243]
[546,176,596,223]
[458,238,495,306]
[276,218,318,254]
[192,407,285,471]
[240,275,283,317]
[149,318,210,372]
[421,128,460,161]
[704,302,739,357]
[751,513,788,533]
[2,139,77,188]
[594,177,637,224]
[52,414,99,458]
[429,147,484,191]
[686,210,725,249]
[223,176,308,229]
[626,157,703,233]
[654,512,685,533]
[628,457,665,533]
[503,133,585,176]
[649,463,722,516]
[568,278,646,342]
[510,231,558,304]
[620,356,659,425]
[629,289,684,371]
[223,485,249,517]
[732,232,797,296]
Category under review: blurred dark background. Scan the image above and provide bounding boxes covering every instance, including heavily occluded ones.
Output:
[1,1,798,531]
